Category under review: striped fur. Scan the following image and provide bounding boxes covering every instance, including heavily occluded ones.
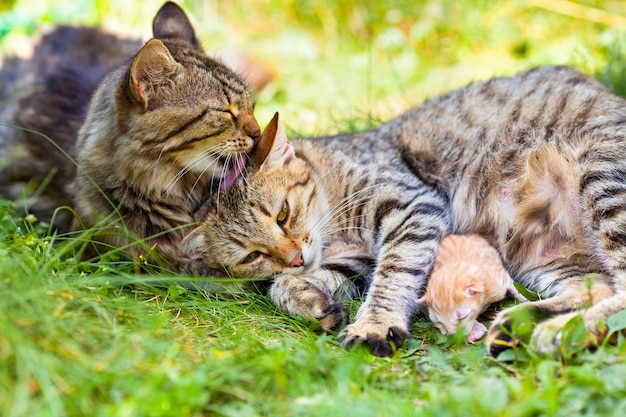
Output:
[184,115,450,356]
[392,66,621,356]
[188,65,626,357]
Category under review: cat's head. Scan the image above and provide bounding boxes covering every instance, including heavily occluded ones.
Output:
[182,113,330,278]
[418,262,486,336]
[114,2,260,189]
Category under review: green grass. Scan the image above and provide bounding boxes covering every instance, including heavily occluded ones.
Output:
[3,0,626,416]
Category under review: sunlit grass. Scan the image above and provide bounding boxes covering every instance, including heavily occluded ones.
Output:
[3,1,626,416]
[2,1,626,132]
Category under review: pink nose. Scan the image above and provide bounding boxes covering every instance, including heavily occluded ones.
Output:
[289,251,303,267]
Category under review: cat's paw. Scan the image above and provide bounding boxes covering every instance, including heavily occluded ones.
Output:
[528,314,569,356]
[318,303,349,332]
[341,321,409,357]
[486,303,541,358]
[530,312,604,357]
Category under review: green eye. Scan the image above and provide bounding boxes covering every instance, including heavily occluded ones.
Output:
[241,251,262,264]
[277,200,290,226]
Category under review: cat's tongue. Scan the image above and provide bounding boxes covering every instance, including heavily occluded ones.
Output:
[220,154,245,190]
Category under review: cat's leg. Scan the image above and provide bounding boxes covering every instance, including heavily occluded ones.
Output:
[341,190,450,356]
[269,270,357,332]
[487,273,614,357]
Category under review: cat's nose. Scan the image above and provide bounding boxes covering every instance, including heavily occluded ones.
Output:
[242,116,261,142]
[289,251,304,267]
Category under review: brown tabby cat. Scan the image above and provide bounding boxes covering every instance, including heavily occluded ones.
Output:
[0,2,260,267]
[417,234,525,343]
[185,66,626,358]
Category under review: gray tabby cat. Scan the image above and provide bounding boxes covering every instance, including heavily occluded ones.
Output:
[0,2,260,268]
[185,66,626,357]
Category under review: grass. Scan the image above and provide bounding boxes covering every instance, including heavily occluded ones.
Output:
[3,0,626,416]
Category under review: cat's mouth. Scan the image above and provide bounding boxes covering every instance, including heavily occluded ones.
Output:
[219,154,246,190]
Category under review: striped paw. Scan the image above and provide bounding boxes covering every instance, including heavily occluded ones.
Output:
[341,321,409,357]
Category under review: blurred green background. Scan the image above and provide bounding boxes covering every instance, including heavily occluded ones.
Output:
[2,2,626,415]
[1,0,625,135]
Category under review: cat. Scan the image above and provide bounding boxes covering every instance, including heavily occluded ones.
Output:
[184,112,450,356]
[0,2,261,268]
[417,234,525,343]
[183,65,626,358]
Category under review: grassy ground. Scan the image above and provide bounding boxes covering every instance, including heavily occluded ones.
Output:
[3,0,626,416]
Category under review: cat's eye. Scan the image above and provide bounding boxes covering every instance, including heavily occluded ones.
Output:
[277,200,290,227]
[241,251,262,264]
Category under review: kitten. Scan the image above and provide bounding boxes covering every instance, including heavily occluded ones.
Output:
[185,65,625,358]
[417,234,525,343]
[0,2,260,267]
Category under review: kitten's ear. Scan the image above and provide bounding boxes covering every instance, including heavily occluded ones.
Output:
[152,2,202,50]
[130,39,182,110]
[249,112,295,171]
[465,285,482,296]
[182,227,206,260]
[417,295,427,305]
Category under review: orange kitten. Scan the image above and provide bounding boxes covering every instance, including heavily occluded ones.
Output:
[418,234,526,342]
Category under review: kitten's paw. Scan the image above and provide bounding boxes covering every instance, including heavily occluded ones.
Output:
[318,303,349,332]
[341,322,409,357]
[466,321,487,343]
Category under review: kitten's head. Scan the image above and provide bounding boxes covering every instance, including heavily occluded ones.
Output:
[418,262,486,336]
[182,113,330,278]
[114,2,260,188]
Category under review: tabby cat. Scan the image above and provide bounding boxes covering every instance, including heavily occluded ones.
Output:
[0,2,260,267]
[185,113,450,356]
[417,234,525,343]
[185,65,626,358]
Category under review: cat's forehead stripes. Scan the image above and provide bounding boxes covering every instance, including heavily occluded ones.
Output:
[213,72,248,96]
[148,108,210,144]
[254,201,272,218]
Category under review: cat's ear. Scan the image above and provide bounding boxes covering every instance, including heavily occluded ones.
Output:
[182,227,207,260]
[417,295,427,305]
[152,2,202,50]
[130,39,182,110]
[465,285,482,296]
[249,112,295,172]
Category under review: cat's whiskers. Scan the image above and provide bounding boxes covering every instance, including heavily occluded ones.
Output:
[164,145,223,195]
[239,151,253,188]
[188,155,221,203]
[309,187,377,242]
[212,152,233,208]
[312,197,368,239]
[321,219,372,237]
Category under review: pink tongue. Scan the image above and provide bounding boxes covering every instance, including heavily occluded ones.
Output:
[220,154,245,190]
